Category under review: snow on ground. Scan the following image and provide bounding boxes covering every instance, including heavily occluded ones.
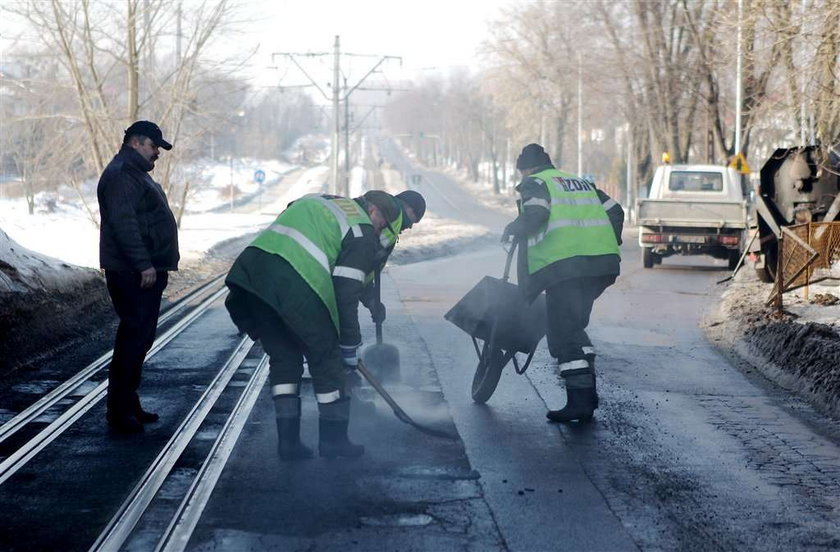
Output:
[0,149,491,285]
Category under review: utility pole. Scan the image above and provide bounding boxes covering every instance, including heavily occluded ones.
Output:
[273,36,400,196]
[338,53,401,196]
[332,36,340,195]
[344,76,351,196]
[577,52,583,176]
[734,0,743,156]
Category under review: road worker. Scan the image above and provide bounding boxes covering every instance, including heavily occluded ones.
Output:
[502,143,623,422]
[360,190,427,325]
[224,190,402,460]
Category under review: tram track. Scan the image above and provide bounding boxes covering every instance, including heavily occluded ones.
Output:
[0,274,229,485]
[90,336,265,552]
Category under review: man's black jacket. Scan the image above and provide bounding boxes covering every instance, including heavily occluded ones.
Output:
[97,146,179,272]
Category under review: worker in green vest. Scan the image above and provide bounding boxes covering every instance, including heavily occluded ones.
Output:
[224,190,402,460]
[502,144,623,423]
[360,190,426,325]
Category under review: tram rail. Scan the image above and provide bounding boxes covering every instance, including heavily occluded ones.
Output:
[0,275,229,485]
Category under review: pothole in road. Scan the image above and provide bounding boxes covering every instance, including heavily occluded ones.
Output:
[359,513,434,527]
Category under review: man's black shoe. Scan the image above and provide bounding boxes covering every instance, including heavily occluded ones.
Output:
[135,410,159,424]
[107,414,144,434]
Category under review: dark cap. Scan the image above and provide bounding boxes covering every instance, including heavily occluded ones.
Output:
[362,190,401,225]
[396,190,426,229]
[515,143,551,170]
[124,120,172,150]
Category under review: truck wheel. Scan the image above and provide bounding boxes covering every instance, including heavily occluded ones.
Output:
[642,247,655,269]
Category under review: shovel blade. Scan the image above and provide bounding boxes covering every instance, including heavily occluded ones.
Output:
[362,343,400,383]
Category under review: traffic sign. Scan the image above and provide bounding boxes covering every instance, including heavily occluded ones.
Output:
[729,153,751,175]
[254,169,266,184]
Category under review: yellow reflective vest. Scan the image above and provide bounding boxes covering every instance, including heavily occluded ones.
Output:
[526,168,620,274]
[249,194,373,331]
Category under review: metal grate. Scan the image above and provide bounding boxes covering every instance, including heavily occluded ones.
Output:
[767,222,840,309]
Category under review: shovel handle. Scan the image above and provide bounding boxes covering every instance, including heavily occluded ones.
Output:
[374,270,383,344]
[356,359,458,440]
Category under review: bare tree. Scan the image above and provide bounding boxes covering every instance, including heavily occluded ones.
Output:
[5,0,239,222]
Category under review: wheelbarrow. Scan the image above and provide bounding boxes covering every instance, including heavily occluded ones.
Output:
[444,244,547,403]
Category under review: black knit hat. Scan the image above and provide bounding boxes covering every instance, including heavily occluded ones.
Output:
[396,190,426,228]
[516,143,551,170]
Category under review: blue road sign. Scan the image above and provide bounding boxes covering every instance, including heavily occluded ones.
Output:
[254,169,266,184]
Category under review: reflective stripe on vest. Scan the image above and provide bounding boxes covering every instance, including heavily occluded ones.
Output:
[249,195,372,332]
[526,169,620,275]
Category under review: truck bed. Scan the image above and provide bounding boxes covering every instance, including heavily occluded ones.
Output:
[637,199,748,229]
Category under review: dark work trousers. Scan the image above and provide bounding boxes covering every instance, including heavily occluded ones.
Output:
[105,270,168,418]
[544,275,614,365]
[239,291,345,397]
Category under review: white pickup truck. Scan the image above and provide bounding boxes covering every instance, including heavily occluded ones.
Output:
[636,164,749,269]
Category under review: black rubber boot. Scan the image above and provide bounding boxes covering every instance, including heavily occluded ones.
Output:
[274,396,314,461]
[585,356,599,409]
[318,398,365,459]
[547,370,597,423]
[546,388,597,422]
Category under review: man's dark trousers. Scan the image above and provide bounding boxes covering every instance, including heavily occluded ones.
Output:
[105,270,168,418]
[544,275,615,364]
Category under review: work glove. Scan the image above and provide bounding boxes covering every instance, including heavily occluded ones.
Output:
[369,301,386,324]
[345,368,364,391]
[340,344,359,369]
[501,221,518,244]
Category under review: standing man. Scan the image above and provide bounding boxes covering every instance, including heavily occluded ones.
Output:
[98,120,179,434]
[503,143,623,423]
[224,190,402,460]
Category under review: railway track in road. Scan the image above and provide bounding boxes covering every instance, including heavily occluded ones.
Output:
[0,270,276,551]
[90,337,267,552]
[0,274,228,485]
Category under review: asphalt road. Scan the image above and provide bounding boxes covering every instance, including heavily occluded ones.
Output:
[187,142,840,550]
[3,140,839,551]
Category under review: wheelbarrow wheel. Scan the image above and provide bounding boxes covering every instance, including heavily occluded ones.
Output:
[471,342,511,404]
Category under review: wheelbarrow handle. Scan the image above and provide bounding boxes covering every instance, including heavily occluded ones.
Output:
[502,241,518,282]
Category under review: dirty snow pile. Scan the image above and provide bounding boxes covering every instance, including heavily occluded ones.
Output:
[710,269,840,418]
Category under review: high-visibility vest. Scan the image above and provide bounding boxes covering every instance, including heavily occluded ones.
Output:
[526,168,620,274]
[249,194,373,332]
[364,210,403,285]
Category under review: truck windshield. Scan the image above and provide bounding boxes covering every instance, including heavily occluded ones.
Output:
[669,171,723,192]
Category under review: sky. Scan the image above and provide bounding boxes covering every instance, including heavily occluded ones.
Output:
[232,0,513,88]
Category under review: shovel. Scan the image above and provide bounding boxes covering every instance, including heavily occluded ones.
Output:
[361,270,401,382]
[357,359,457,440]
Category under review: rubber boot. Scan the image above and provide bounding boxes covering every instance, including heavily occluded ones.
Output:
[318,398,365,459]
[274,396,314,461]
[585,355,599,409]
[547,370,597,423]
